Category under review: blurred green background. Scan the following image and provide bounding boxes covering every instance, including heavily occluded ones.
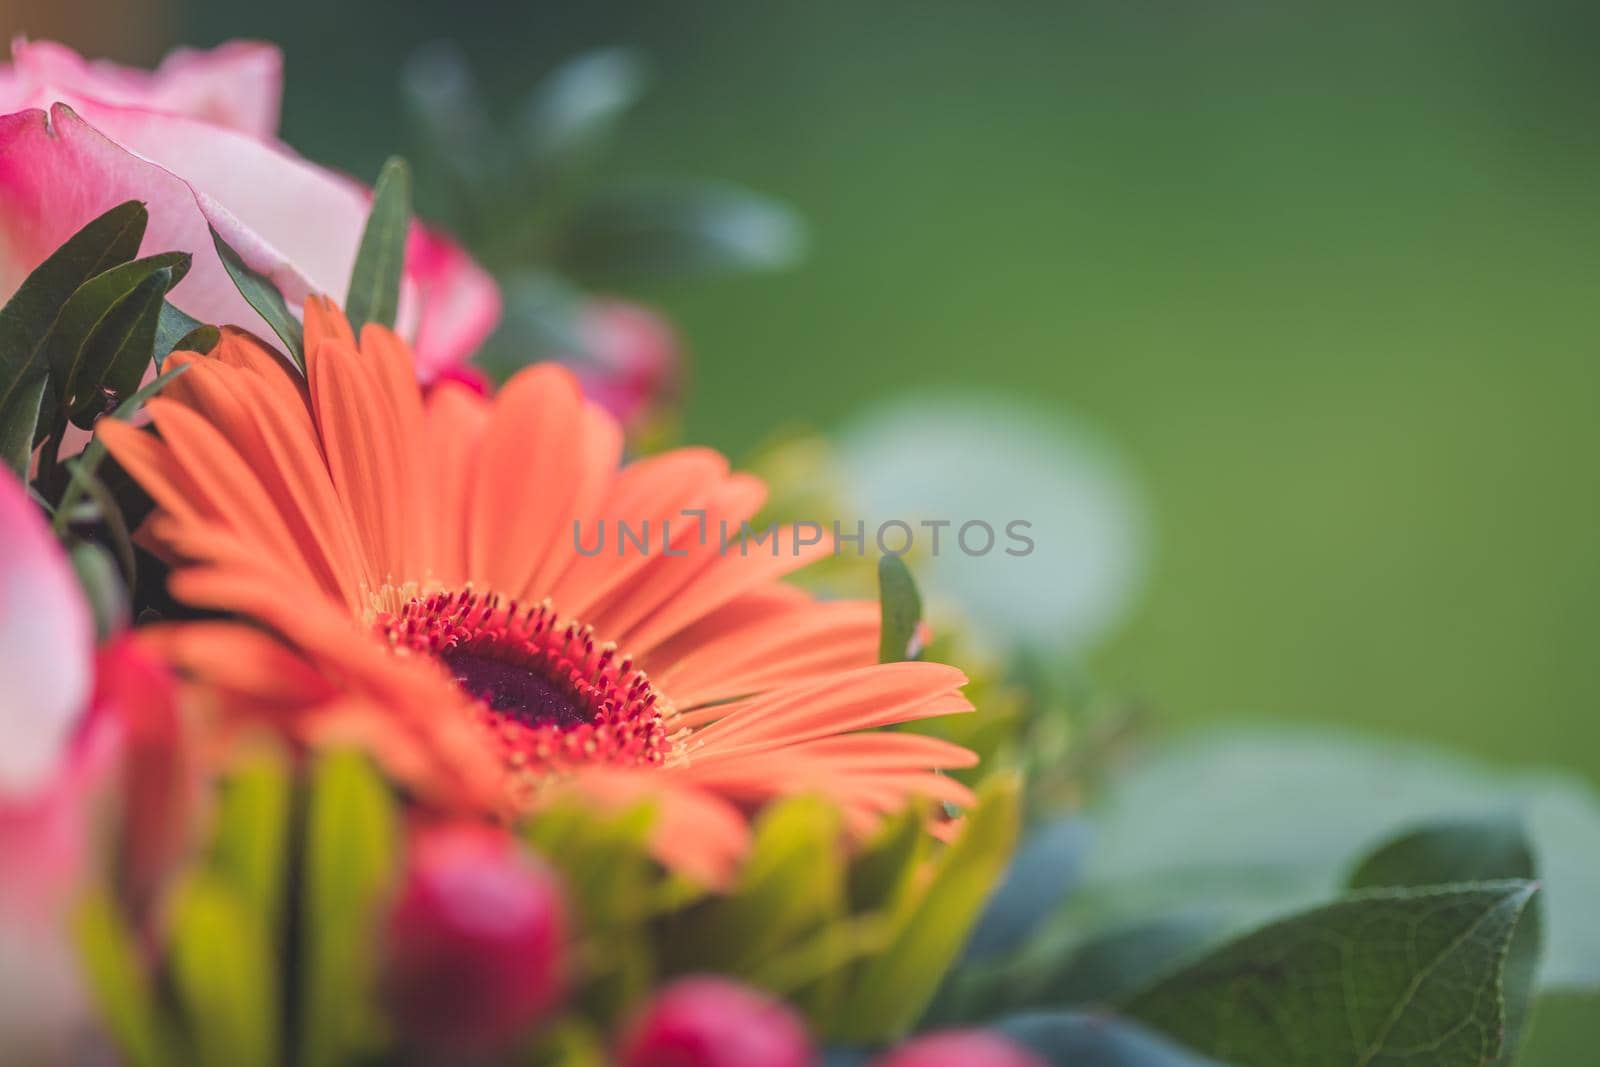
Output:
[10,0,1598,1054]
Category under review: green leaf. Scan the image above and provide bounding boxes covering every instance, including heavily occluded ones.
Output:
[56,261,184,428]
[877,553,924,663]
[997,1012,1219,1067]
[1061,729,1600,992]
[72,888,177,1067]
[832,774,1021,1042]
[210,744,293,931]
[518,47,646,167]
[847,805,930,915]
[557,180,805,283]
[153,302,219,367]
[53,363,190,532]
[169,873,278,1067]
[1348,819,1543,1066]
[298,750,398,1067]
[69,538,130,638]
[345,157,411,334]
[209,226,304,369]
[0,201,148,470]
[1122,881,1539,1067]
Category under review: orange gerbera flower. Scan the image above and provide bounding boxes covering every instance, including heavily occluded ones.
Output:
[102,299,976,883]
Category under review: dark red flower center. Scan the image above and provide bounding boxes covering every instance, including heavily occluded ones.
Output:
[375,589,671,772]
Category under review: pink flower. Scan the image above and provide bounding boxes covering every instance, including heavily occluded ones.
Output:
[870,1030,1049,1067]
[0,466,187,1062]
[0,38,499,378]
[618,976,814,1067]
[384,823,568,1055]
[571,299,682,428]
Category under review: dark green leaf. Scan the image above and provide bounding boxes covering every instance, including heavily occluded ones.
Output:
[63,264,181,427]
[53,363,190,532]
[558,180,805,283]
[63,461,137,594]
[1348,819,1543,1066]
[1122,881,1539,1067]
[345,157,411,334]
[518,47,646,167]
[402,43,494,185]
[154,302,218,367]
[1064,730,1600,991]
[209,226,304,369]
[0,201,148,468]
[998,1013,1219,1067]
[877,554,923,663]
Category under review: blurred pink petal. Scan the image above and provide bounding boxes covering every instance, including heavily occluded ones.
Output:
[572,300,681,428]
[0,466,92,795]
[0,40,499,375]
[3,37,282,137]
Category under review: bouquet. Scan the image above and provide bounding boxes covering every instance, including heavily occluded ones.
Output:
[1,37,1596,1067]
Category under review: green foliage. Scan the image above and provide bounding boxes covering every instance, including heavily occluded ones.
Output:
[73,889,177,1067]
[209,225,305,369]
[832,774,1021,1042]
[0,201,148,475]
[299,750,400,1067]
[68,539,130,638]
[1123,882,1537,1067]
[168,872,279,1067]
[877,553,923,663]
[346,157,412,334]
[1348,819,1543,1066]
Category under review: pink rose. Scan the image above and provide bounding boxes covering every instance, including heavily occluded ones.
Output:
[0,38,499,379]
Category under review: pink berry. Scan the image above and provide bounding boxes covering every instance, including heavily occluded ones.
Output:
[384,824,566,1055]
[871,1029,1049,1067]
[619,976,813,1067]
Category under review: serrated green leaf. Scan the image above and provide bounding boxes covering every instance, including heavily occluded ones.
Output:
[346,158,411,334]
[209,226,304,369]
[1348,819,1542,1066]
[0,201,147,471]
[53,363,190,532]
[299,750,398,1067]
[72,888,176,1067]
[878,554,924,663]
[169,873,278,1067]
[832,774,1021,1042]
[1122,881,1539,1067]
[558,180,805,283]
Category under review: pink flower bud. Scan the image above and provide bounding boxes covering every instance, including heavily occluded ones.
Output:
[385,824,566,1056]
[572,300,681,430]
[619,976,813,1067]
[871,1030,1048,1067]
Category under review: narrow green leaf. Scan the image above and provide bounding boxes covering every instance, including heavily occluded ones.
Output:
[832,774,1021,1042]
[169,873,278,1067]
[0,201,147,463]
[1122,881,1540,1067]
[877,554,923,663]
[211,744,293,929]
[69,538,130,638]
[209,226,304,369]
[72,889,176,1067]
[0,372,46,477]
[53,363,190,532]
[847,805,930,915]
[518,47,646,166]
[299,750,399,1067]
[1348,819,1543,1066]
[64,266,178,428]
[345,157,411,334]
